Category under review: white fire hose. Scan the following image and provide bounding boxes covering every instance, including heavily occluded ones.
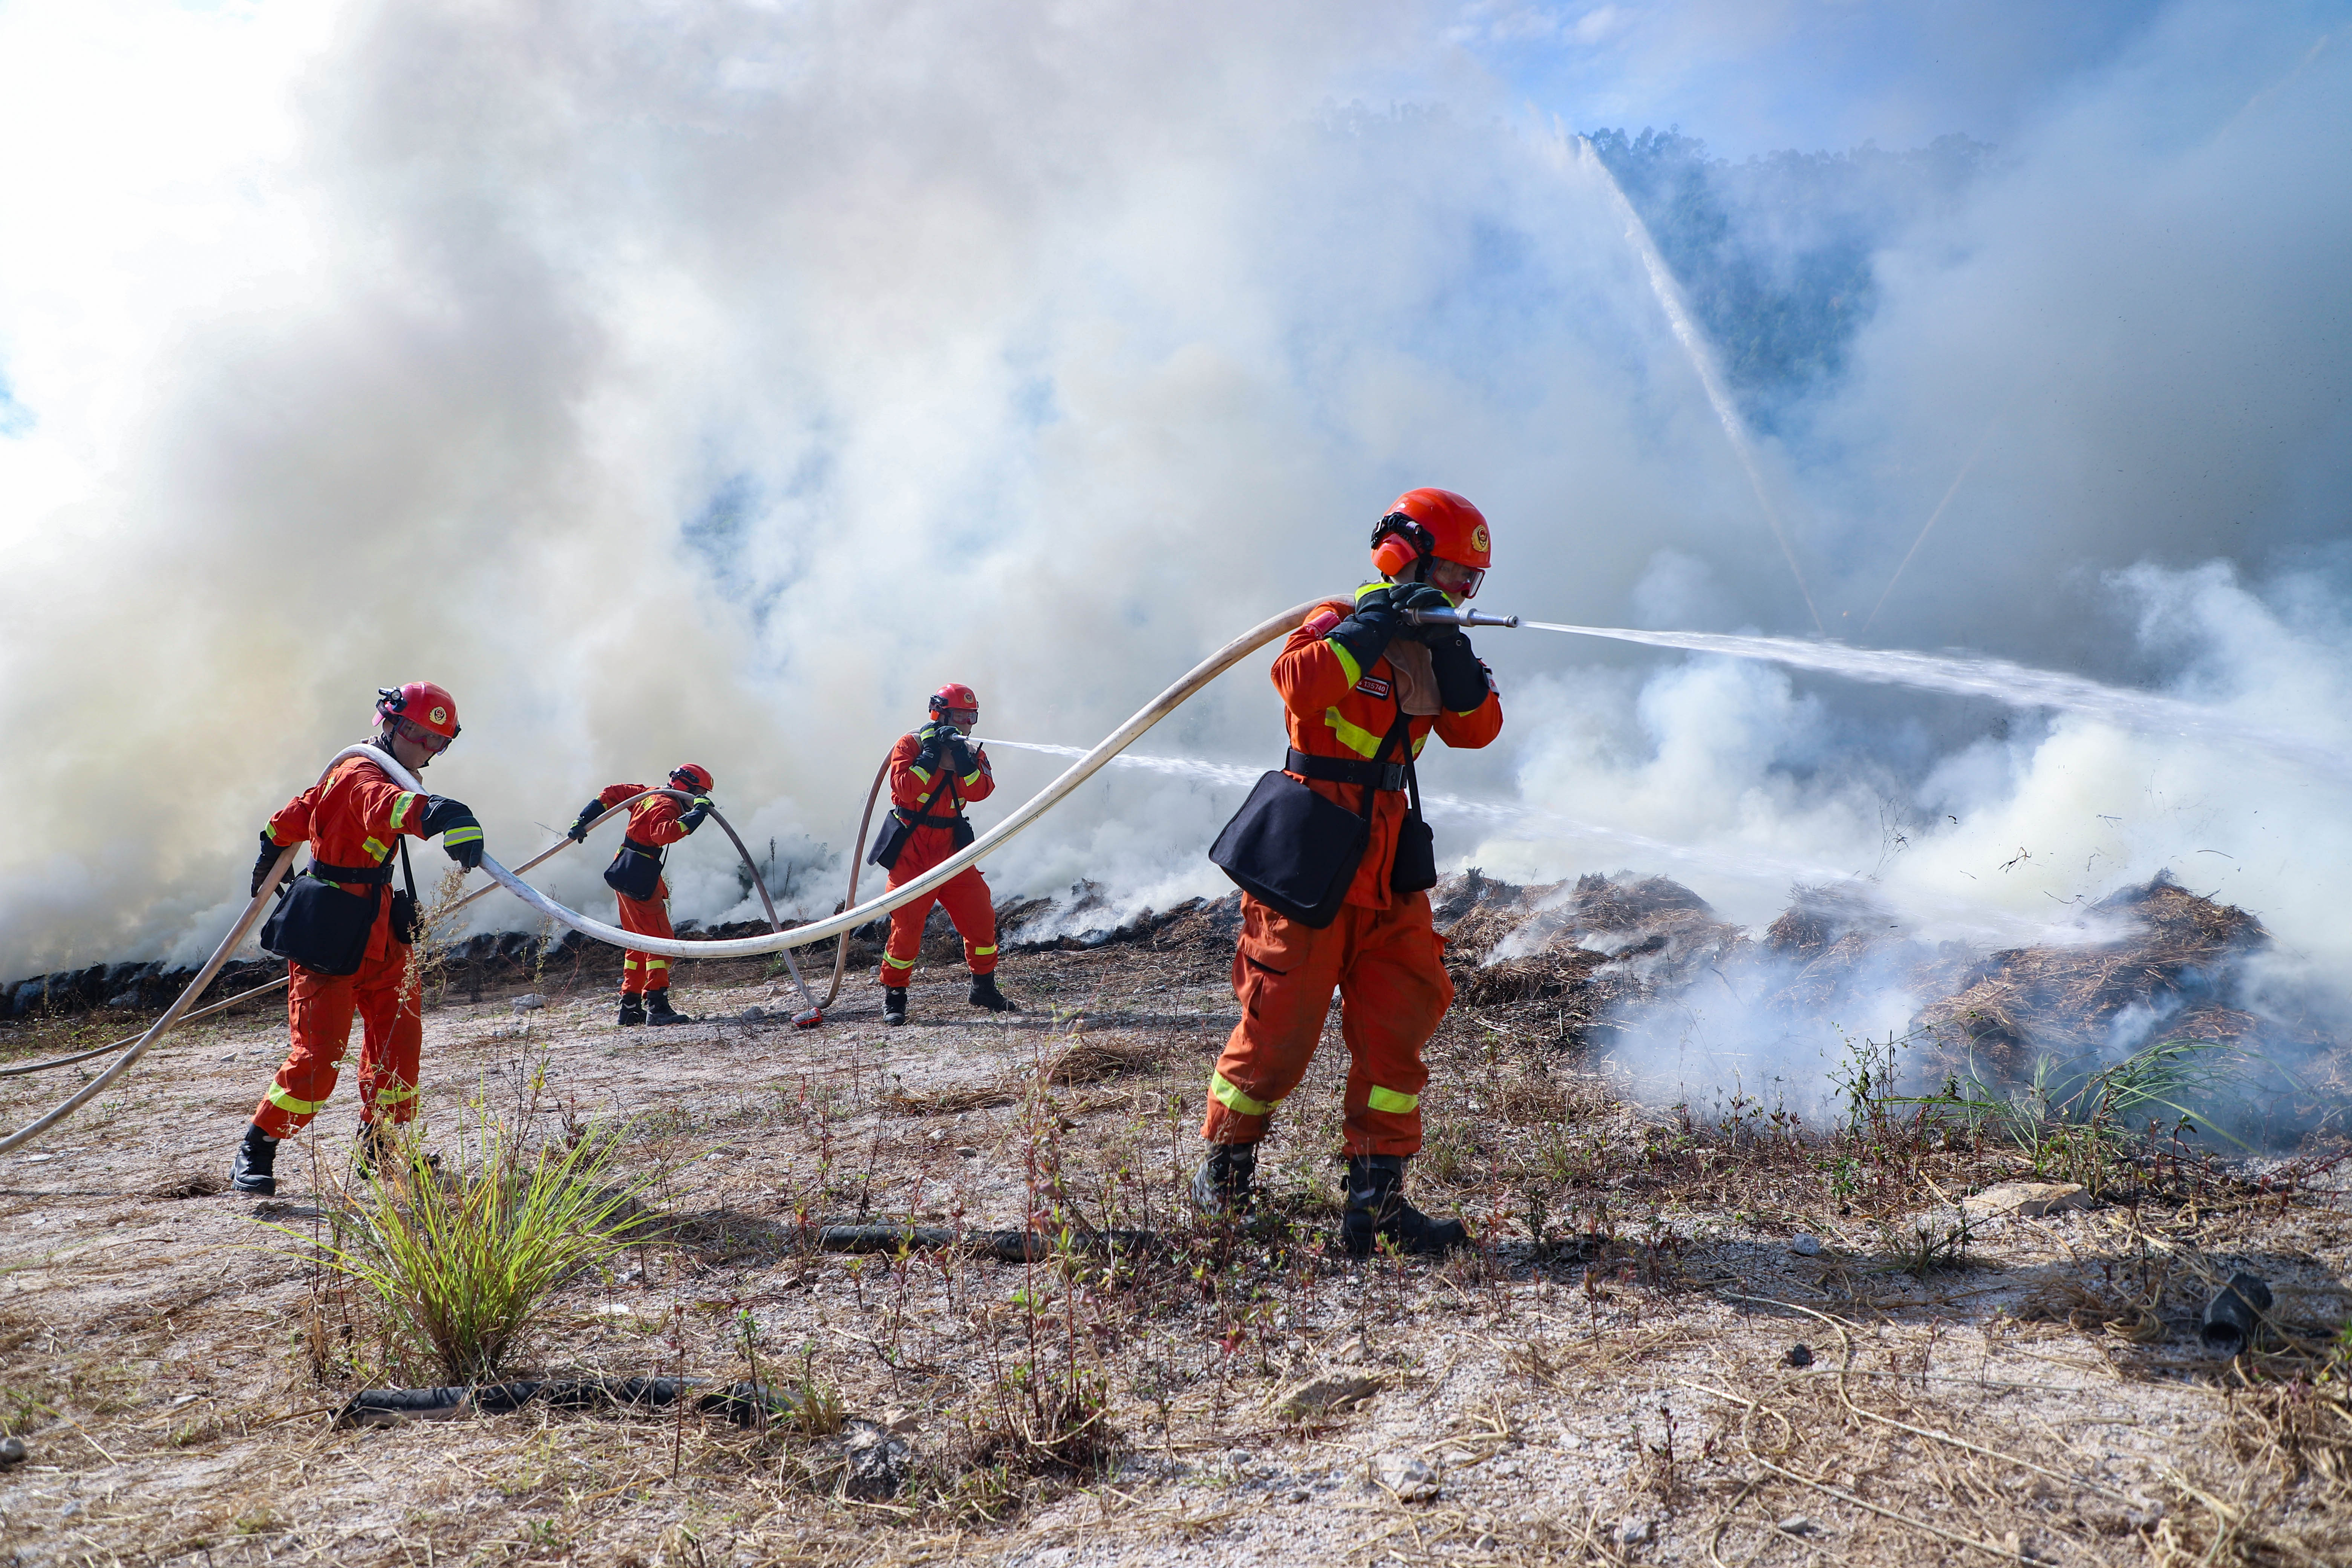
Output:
[0,600,1323,1154]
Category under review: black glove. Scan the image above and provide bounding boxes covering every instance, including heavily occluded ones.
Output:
[420,795,484,870]
[1427,631,1490,711]
[914,723,952,768]
[1326,585,1402,675]
[942,734,974,774]
[1389,582,1453,639]
[567,798,603,843]
[677,796,713,835]
[250,831,285,898]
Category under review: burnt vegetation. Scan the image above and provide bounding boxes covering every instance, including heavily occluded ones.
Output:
[0,868,2347,1564]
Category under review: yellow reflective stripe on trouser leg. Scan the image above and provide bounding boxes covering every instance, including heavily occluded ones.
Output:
[1209,1072,1277,1118]
[882,952,916,971]
[1366,1085,1419,1115]
[645,959,668,972]
[266,1083,329,1116]
[969,945,997,958]
[372,1081,418,1107]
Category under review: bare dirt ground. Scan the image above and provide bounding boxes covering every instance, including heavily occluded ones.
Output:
[3,892,2349,1567]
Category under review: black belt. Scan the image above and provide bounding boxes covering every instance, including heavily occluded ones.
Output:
[894,810,966,829]
[306,859,395,886]
[1285,749,1407,791]
[621,836,663,856]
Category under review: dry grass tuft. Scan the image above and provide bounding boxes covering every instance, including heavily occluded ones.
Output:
[883,1037,1164,1115]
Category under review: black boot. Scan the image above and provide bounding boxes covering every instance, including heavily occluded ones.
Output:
[882,986,907,1027]
[617,993,646,1027]
[231,1123,279,1196]
[646,992,693,1026]
[1341,1155,1469,1258]
[1191,1142,1257,1217]
[968,973,1016,1012]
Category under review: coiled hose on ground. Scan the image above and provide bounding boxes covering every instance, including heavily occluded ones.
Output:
[0,601,1316,1153]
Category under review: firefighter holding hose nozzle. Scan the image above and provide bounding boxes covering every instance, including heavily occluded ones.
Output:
[230,683,485,1196]
[871,684,1017,1024]
[1198,489,1501,1256]
[566,764,716,1026]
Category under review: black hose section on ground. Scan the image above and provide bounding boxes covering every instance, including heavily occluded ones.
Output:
[335,1377,790,1427]
[816,1224,1160,1261]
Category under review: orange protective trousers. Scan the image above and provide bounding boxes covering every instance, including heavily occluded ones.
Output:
[880,864,999,986]
[1200,891,1452,1157]
[616,886,673,994]
[251,945,422,1139]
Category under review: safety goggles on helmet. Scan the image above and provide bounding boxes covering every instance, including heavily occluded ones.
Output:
[1429,557,1484,601]
[390,715,456,754]
[942,708,978,729]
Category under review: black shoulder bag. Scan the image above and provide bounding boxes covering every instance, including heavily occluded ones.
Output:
[261,853,392,976]
[1208,712,1412,928]
[866,768,958,873]
[604,833,666,901]
[1389,739,1437,895]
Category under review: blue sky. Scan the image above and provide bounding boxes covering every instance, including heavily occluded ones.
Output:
[1451,0,2175,154]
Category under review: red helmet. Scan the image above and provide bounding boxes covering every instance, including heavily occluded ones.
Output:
[670,763,714,794]
[929,683,979,716]
[1370,488,1490,598]
[375,681,461,741]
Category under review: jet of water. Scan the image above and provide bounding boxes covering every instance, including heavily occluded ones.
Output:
[1518,621,2352,786]
[978,737,2133,948]
[1575,135,1825,634]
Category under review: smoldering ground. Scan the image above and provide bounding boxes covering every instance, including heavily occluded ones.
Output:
[1,0,2349,1135]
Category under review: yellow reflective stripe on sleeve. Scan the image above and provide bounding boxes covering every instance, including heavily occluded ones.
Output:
[1323,707,1386,759]
[1366,1085,1419,1115]
[1411,732,1427,756]
[908,764,933,784]
[1209,1071,1276,1118]
[362,837,391,863]
[961,768,983,785]
[388,792,418,832]
[1327,639,1363,687]
[882,952,916,970]
[1353,581,1387,603]
[265,1083,328,1116]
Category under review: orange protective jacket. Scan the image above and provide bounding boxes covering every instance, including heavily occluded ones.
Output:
[597,784,692,894]
[885,730,994,873]
[1277,594,1504,910]
[262,754,436,966]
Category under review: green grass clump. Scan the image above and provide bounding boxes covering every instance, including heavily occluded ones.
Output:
[275,1110,658,1382]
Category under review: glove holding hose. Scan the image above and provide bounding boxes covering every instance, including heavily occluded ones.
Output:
[1327,585,1403,675]
[1426,629,1490,711]
[566,799,603,843]
[677,796,714,835]
[250,832,286,898]
[420,796,484,870]
[1387,582,1453,640]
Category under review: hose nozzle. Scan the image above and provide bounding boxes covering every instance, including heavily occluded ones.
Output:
[1400,606,1521,629]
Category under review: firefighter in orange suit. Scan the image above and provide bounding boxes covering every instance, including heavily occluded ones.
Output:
[1196,489,1503,1256]
[565,764,716,1026]
[877,684,1016,1024]
[230,683,485,1195]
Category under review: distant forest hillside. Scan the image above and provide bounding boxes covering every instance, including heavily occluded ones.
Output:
[1585,129,1994,431]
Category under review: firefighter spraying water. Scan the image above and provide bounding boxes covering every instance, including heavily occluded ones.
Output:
[1198,488,1504,1257]
[567,765,718,1026]
[872,685,1018,1025]
[229,684,485,1196]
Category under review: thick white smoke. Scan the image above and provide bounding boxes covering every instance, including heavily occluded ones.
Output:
[0,0,2346,1059]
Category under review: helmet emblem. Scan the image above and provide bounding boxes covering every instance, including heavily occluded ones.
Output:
[1470,524,1489,553]
[429,706,449,724]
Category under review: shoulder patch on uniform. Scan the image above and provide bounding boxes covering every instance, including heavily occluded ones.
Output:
[1305,609,1342,639]
[1354,676,1392,698]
